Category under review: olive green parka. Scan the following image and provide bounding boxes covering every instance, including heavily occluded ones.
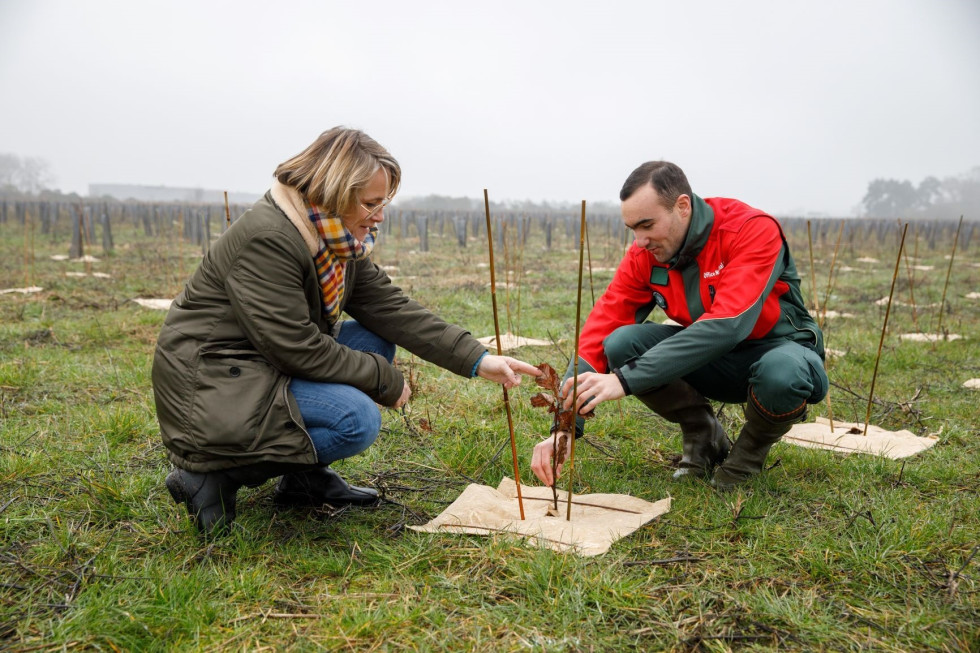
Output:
[152,189,486,473]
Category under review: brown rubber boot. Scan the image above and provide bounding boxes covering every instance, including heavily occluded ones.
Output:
[635,380,731,479]
[711,399,806,491]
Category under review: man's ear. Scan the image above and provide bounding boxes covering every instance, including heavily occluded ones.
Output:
[675,194,692,218]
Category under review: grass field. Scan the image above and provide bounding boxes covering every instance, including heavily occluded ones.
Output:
[1,210,978,651]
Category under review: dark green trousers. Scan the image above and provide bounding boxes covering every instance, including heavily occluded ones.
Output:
[603,323,828,416]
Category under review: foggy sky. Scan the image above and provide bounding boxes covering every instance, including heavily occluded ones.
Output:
[2,0,978,216]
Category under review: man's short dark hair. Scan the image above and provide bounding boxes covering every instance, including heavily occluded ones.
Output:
[619,161,693,207]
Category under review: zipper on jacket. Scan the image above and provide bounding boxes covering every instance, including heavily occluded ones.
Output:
[783,309,820,350]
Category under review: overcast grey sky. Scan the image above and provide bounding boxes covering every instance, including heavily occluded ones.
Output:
[1,0,978,215]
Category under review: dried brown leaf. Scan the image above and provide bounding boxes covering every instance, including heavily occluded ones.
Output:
[530,392,554,408]
[554,432,568,466]
[534,363,561,394]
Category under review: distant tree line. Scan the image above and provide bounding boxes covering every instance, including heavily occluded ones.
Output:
[0,152,56,197]
[6,149,976,222]
[862,166,979,219]
[394,194,620,216]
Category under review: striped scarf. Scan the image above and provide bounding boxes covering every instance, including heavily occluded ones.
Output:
[306,202,377,321]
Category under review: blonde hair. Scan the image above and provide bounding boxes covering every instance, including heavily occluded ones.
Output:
[274,127,401,214]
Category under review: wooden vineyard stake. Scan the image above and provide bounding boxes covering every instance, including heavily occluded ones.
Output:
[177,209,185,288]
[818,220,845,430]
[565,201,587,521]
[935,215,963,340]
[23,207,31,288]
[912,226,922,328]
[819,220,845,330]
[585,215,595,306]
[515,215,529,341]
[224,191,232,230]
[864,222,908,436]
[807,221,819,315]
[483,189,525,520]
[77,203,92,276]
[901,224,920,334]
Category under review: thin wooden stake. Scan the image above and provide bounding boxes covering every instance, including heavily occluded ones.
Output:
[566,201,587,521]
[224,191,232,229]
[177,208,185,287]
[909,225,921,333]
[935,215,964,339]
[819,220,845,330]
[78,203,92,275]
[806,220,844,434]
[584,215,595,306]
[23,208,31,288]
[29,209,35,287]
[864,223,908,436]
[901,224,920,334]
[515,215,528,340]
[807,220,819,315]
[501,221,512,335]
[483,190,525,520]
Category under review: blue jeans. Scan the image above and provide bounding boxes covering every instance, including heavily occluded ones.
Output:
[289,321,396,465]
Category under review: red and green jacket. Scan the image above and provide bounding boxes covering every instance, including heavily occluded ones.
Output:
[578,194,823,396]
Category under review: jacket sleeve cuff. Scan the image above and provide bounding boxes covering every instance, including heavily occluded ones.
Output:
[612,368,632,396]
[470,350,488,378]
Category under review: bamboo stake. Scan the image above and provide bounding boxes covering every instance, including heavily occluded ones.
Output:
[864,223,908,436]
[935,215,963,339]
[819,220,844,330]
[807,221,819,315]
[23,208,31,288]
[501,221,512,335]
[224,191,232,229]
[483,190,525,520]
[810,220,838,431]
[909,225,921,333]
[515,215,528,340]
[566,201,587,521]
[29,208,35,287]
[901,224,920,334]
[177,209,185,288]
[584,215,595,306]
[823,364,836,433]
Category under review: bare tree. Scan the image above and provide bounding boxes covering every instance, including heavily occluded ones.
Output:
[0,152,55,195]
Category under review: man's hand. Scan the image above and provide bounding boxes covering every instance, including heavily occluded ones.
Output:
[477,354,542,389]
[531,431,572,486]
[561,371,625,414]
[393,380,412,409]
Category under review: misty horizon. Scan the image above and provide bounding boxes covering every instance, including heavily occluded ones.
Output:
[2,1,978,218]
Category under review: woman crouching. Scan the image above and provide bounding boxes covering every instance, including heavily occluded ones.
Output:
[152,127,539,536]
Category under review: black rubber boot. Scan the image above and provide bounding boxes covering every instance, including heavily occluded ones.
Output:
[273,467,380,508]
[635,380,731,479]
[165,462,302,535]
[166,468,246,536]
[711,399,806,491]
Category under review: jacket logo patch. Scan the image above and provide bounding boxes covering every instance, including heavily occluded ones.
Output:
[650,267,669,286]
[652,291,668,311]
[703,262,725,278]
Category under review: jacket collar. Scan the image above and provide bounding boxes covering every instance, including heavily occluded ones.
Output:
[669,193,714,268]
[269,180,320,257]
